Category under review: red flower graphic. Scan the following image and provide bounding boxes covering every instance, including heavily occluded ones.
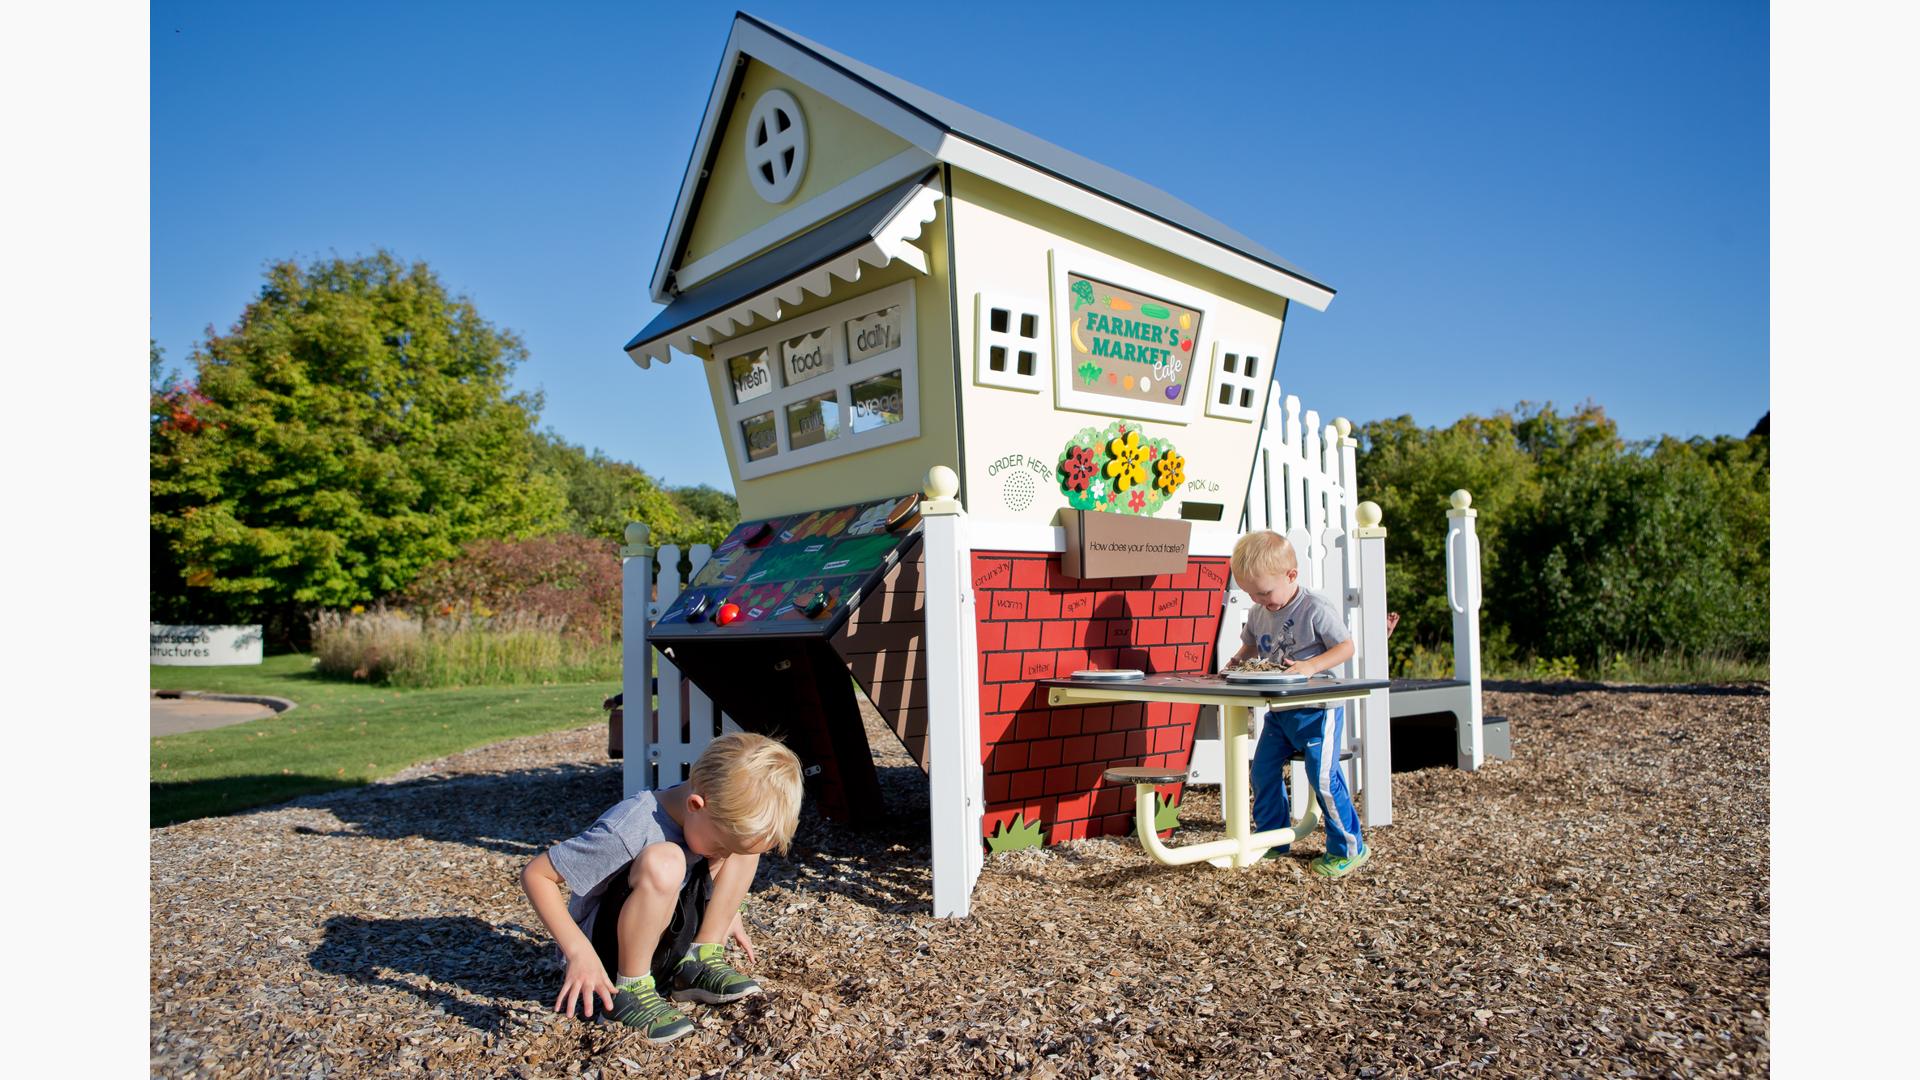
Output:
[1059,445,1098,492]
[1128,489,1146,512]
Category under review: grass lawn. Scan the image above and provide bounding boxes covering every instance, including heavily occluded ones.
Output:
[151,654,617,826]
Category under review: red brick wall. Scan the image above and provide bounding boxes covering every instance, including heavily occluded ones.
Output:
[972,551,1231,846]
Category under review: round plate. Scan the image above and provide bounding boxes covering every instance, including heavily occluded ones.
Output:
[1223,669,1309,683]
[1070,669,1145,681]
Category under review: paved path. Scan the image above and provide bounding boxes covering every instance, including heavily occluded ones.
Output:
[151,696,282,737]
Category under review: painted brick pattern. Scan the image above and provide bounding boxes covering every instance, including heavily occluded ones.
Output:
[973,550,1231,845]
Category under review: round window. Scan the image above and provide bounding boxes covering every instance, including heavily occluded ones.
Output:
[745,89,808,204]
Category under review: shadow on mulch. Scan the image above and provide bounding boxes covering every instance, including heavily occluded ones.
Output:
[153,774,361,828]
[290,761,625,858]
[308,915,551,1033]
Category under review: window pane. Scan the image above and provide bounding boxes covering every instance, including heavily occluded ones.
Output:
[741,411,777,461]
[727,348,774,404]
[849,371,905,434]
[781,327,834,386]
[785,391,840,449]
[847,304,902,362]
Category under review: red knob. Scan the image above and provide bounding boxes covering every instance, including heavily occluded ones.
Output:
[716,603,742,626]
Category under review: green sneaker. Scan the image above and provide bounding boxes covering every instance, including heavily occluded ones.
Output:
[671,942,762,1004]
[1310,844,1371,879]
[605,975,693,1043]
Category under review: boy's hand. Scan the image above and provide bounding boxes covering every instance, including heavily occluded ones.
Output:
[556,944,616,1018]
[727,911,756,966]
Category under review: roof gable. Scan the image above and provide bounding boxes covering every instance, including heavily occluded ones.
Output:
[649,12,1333,311]
[674,58,922,286]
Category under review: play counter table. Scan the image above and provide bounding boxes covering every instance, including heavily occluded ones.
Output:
[1040,674,1390,869]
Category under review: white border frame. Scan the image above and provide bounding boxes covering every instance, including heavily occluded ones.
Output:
[1048,248,1213,425]
[719,280,919,480]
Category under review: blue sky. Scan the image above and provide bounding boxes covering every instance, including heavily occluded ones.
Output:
[151,0,1767,491]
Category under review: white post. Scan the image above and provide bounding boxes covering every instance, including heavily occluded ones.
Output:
[1352,501,1393,827]
[621,522,655,798]
[1447,490,1486,771]
[922,466,984,917]
[1332,419,1362,660]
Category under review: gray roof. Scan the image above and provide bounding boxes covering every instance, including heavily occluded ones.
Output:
[740,12,1332,297]
[627,172,935,353]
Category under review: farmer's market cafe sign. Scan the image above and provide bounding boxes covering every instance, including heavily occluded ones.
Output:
[1059,272,1204,422]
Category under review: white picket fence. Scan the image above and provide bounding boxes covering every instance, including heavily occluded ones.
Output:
[619,536,741,796]
[1194,379,1397,827]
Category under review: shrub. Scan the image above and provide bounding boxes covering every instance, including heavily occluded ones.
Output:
[1357,402,1768,677]
[403,533,622,642]
[311,608,423,682]
[311,608,621,688]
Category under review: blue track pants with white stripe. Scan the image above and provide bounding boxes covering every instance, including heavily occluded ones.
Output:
[1251,705,1363,857]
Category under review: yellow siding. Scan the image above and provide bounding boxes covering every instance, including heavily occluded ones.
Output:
[699,199,960,520]
[680,60,915,273]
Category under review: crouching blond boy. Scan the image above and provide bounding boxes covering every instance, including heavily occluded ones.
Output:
[522,732,804,1043]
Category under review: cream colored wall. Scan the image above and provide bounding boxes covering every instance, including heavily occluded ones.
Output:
[697,199,960,520]
[680,59,915,272]
[946,171,1289,528]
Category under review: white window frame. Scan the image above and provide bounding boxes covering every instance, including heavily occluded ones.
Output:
[1205,342,1267,422]
[1048,248,1211,425]
[719,280,920,480]
[973,291,1049,392]
[744,89,809,204]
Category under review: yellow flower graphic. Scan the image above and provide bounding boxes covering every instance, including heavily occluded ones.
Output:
[1105,430,1150,492]
[1154,451,1186,493]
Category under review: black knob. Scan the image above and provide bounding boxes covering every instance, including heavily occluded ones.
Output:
[803,590,831,618]
[683,593,712,622]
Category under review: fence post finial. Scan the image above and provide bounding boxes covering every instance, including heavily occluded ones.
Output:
[1353,500,1386,537]
[622,522,654,557]
[923,465,962,514]
[1449,489,1476,515]
[1334,416,1353,440]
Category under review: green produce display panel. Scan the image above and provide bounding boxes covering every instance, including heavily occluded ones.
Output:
[652,493,922,641]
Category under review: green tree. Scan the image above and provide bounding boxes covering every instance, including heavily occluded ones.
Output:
[532,432,739,548]
[1505,430,1769,663]
[1354,408,1546,672]
[150,253,567,631]
[1356,401,1769,674]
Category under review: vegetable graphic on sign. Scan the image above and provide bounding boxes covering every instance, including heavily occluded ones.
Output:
[1070,279,1095,312]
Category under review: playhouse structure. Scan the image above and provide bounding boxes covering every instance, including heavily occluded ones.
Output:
[618,14,1492,916]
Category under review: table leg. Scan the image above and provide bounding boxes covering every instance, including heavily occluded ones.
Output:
[1222,703,1252,867]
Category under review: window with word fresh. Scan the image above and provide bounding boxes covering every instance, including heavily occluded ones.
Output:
[717,280,920,479]
[1206,344,1265,422]
[974,293,1048,392]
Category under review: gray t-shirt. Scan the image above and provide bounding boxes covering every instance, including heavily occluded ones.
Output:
[1240,586,1351,667]
[546,789,695,938]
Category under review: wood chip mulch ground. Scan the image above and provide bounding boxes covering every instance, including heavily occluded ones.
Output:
[151,684,1768,1078]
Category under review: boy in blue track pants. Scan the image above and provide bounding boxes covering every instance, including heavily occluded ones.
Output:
[1224,531,1370,879]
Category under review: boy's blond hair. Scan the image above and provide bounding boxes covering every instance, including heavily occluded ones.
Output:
[1230,530,1297,583]
[689,732,805,856]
